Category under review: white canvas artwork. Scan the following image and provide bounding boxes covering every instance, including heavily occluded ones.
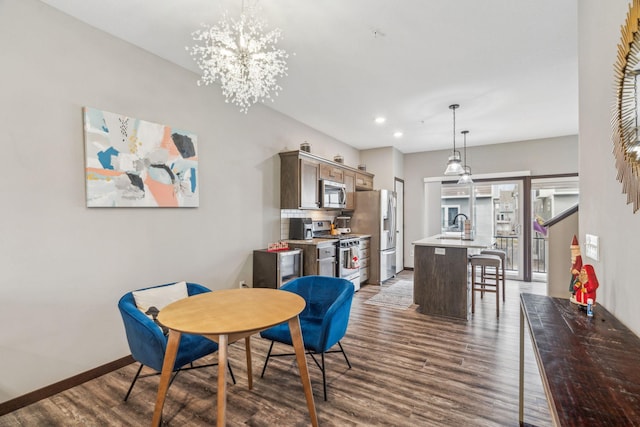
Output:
[83,107,199,207]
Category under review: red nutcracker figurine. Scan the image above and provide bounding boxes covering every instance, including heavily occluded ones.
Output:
[570,264,599,306]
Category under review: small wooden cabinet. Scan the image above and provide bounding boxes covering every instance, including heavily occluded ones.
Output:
[279,150,374,210]
[359,237,371,284]
[288,241,337,277]
[355,173,374,191]
[343,170,356,210]
[319,163,344,182]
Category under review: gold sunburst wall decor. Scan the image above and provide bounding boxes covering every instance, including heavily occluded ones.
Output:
[613,0,640,213]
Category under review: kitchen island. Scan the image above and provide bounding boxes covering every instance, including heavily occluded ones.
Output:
[412,234,494,320]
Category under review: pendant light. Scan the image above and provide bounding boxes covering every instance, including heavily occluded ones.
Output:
[458,130,474,184]
[444,104,464,175]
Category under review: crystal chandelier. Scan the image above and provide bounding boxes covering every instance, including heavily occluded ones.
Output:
[458,130,474,184]
[187,3,289,113]
[443,104,464,175]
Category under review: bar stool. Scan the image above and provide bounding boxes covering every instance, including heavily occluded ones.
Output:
[480,249,506,302]
[470,254,502,317]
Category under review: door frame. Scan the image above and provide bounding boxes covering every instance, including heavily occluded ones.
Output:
[528,173,579,281]
[394,177,404,272]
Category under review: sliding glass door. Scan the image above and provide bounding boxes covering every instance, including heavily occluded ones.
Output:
[441,180,524,280]
[530,177,579,282]
[490,181,524,280]
[438,174,578,282]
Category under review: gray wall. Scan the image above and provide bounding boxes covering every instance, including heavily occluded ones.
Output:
[0,0,358,403]
[547,211,579,298]
[403,135,579,268]
[579,0,640,335]
[360,146,404,191]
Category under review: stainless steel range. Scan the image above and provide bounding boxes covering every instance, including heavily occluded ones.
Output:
[336,236,361,291]
[312,220,361,291]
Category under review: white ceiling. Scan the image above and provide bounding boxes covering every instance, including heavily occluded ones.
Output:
[40,0,579,153]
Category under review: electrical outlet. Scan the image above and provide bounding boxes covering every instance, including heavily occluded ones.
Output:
[239,280,246,288]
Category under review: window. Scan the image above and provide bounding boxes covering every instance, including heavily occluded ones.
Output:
[441,205,460,231]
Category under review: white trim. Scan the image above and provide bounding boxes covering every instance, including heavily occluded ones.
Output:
[423,170,531,183]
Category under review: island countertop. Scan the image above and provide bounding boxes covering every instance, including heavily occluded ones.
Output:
[413,234,495,249]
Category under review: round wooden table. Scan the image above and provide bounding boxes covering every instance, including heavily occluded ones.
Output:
[151,288,318,427]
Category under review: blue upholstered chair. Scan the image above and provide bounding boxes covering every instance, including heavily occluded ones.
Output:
[118,282,235,401]
[259,276,355,400]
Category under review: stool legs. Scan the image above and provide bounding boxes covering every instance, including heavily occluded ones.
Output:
[470,257,501,317]
[480,249,506,302]
[472,267,476,314]
[502,262,506,302]
[495,270,500,317]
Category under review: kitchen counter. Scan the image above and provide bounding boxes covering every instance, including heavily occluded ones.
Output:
[286,238,338,246]
[413,234,494,249]
[412,234,495,320]
[350,233,371,239]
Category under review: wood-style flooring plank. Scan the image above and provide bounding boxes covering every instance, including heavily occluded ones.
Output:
[0,271,552,426]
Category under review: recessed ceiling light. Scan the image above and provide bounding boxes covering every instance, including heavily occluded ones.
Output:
[374,116,386,124]
[393,131,403,138]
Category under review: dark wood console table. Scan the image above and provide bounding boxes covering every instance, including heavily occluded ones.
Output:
[519,293,640,426]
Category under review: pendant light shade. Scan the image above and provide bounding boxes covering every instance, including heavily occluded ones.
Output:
[457,130,474,184]
[444,154,464,175]
[444,104,464,175]
[458,166,473,184]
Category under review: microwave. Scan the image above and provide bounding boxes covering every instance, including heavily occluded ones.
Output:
[320,179,347,209]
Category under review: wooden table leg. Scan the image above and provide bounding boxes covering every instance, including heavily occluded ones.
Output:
[245,336,253,390]
[152,330,181,427]
[288,316,318,427]
[519,302,525,425]
[217,334,228,427]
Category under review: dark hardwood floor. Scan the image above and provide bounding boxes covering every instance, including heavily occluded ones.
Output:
[0,271,552,426]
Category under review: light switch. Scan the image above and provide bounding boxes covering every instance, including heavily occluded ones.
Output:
[585,234,599,261]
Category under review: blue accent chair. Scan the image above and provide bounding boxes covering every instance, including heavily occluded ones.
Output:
[118,282,235,401]
[259,276,355,400]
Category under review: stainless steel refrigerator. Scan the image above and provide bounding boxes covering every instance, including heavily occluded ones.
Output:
[351,189,397,284]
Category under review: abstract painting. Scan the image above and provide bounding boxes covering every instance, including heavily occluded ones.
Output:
[83,107,199,207]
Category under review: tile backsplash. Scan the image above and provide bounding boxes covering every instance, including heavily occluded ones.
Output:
[280,209,340,240]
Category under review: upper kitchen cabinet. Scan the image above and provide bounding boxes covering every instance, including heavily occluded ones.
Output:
[343,169,356,210]
[280,151,319,209]
[355,173,374,191]
[279,150,374,210]
[319,163,344,183]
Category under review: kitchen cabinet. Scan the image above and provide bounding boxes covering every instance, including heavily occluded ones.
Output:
[319,163,344,182]
[287,240,337,277]
[358,237,371,284]
[343,170,356,210]
[300,160,319,209]
[355,172,374,191]
[279,150,374,210]
[280,152,320,209]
